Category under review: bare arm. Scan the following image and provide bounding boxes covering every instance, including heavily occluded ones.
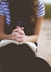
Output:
[34,16,44,35]
[24,16,44,42]
[0,15,12,40]
[32,16,44,42]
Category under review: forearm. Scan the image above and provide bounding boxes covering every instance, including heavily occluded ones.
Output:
[30,17,44,42]
[25,35,38,42]
[0,33,12,40]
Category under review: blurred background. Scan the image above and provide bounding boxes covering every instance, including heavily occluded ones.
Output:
[37,0,51,66]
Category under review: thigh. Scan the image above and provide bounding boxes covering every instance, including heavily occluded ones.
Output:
[0,43,36,72]
[33,57,51,72]
[0,43,19,72]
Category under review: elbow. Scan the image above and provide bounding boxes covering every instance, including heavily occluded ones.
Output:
[0,33,4,40]
[0,33,2,40]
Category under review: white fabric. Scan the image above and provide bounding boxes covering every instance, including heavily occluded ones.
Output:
[0,39,37,54]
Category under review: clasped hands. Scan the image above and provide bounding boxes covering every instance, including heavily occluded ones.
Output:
[11,26,29,42]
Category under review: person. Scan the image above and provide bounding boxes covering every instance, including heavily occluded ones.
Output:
[0,0,51,72]
[0,0,45,44]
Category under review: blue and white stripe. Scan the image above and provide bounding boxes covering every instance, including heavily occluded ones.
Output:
[37,0,45,17]
[0,0,45,25]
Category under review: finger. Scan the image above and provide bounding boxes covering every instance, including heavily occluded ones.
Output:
[12,32,24,39]
[12,32,17,36]
[12,28,25,35]
[16,26,21,29]
[18,30,25,35]
[16,26,24,30]
[16,38,23,42]
[12,27,23,33]
[12,28,19,32]
[12,36,23,42]
[21,27,24,30]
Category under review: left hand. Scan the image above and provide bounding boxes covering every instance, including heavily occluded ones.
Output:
[20,35,30,42]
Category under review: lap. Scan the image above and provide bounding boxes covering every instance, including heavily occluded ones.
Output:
[0,43,51,72]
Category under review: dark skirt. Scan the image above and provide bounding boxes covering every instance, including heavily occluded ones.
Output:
[0,43,51,72]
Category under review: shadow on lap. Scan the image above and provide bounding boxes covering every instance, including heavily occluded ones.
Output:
[0,43,51,72]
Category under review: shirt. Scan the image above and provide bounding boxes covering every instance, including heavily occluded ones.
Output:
[0,0,45,25]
